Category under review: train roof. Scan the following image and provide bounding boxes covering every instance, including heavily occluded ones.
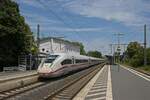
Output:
[48,53,104,60]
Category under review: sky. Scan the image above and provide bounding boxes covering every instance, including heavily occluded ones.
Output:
[15,0,150,55]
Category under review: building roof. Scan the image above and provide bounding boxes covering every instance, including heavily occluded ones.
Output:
[39,37,80,48]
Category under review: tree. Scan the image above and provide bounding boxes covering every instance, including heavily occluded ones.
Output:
[87,51,102,58]
[126,42,142,58]
[0,0,33,69]
[79,43,86,55]
[126,42,144,67]
[72,42,86,55]
[146,48,150,65]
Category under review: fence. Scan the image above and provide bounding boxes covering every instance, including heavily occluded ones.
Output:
[1,53,48,72]
[18,53,48,71]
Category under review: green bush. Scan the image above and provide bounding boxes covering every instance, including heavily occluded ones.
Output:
[129,52,144,67]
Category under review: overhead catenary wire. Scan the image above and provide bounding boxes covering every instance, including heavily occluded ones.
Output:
[36,0,83,41]
[52,0,105,42]
[48,0,82,40]
[36,0,109,54]
[36,0,107,54]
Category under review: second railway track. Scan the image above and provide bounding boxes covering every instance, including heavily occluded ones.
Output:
[0,81,47,100]
[0,64,105,100]
[0,72,39,93]
[46,64,104,100]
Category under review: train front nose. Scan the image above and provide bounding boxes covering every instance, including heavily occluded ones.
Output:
[38,63,53,77]
[38,55,59,78]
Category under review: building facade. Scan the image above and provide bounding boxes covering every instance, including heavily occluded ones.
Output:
[39,37,80,54]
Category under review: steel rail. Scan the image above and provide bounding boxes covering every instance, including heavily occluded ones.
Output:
[2,63,105,100]
[0,81,47,100]
[45,63,105,100]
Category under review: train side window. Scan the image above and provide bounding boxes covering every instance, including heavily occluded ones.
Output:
[75,59,80,63]
[61,59,72,65]
[75,59,88,63]
[83,60,88,63]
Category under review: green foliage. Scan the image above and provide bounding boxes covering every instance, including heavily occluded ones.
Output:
[79,43,86,55]
[124,41,150,69]
[0,0,33,67]
[129,54,143,67]
[87,51,102,58]
[139,66,150,72]
[126,42,142,58]
[146,48,150,64]
[126,41,144,67]
[72,42,86,55]
[31,43,38,55]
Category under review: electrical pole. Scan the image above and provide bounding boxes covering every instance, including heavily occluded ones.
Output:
[37,24,40,52]
[144,24,147,66]
[37,24,40,66]
[113,45,116,64]
[114,33,124,63]
[109,44,112,54]
[109,44,113,64]
[110,43,128,64]
[115,33,124,52]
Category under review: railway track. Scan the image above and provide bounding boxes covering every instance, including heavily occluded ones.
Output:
[45,64,104,100]
[0,82,46,100]
[0,64,105,100]
[0,73,39,92]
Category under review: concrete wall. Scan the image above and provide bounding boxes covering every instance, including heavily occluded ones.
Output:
[39,38,80,54]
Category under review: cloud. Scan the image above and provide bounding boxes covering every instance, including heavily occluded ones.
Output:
[64,0,150,27]
[82,37,111,55]
[20,12,61,31]
[15,0,150,54]
[16,0,44,9]
[33,26,106,33]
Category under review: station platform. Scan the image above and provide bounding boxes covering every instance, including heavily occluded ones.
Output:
[0,70,37,82]
[73,65,112,100]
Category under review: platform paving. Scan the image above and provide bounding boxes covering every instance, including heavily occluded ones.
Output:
[0,70,37,82]
[73,65,110,100]
[111,65,150,100]
[84,66,108,100]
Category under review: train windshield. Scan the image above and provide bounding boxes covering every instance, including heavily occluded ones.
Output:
[44,55,59,63]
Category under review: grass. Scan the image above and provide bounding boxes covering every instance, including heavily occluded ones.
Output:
[137,66,150,72]
[120,62,150,74]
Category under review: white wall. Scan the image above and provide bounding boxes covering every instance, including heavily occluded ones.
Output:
[39,39,80,54]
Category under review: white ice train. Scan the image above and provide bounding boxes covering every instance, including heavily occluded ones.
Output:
[37,53,105,78]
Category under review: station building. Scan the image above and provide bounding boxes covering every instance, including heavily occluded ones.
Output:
[2,37,80,71]
[39,37,80,55]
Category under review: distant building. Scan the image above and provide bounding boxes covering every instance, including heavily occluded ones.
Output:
[39,37,80,54]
